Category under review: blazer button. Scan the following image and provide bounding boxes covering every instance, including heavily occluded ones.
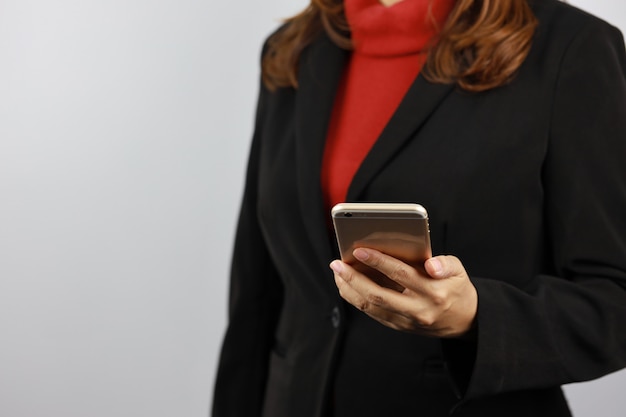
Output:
[331,306,341,328]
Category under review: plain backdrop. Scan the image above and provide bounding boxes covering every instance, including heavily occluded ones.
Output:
[0,1,625,416]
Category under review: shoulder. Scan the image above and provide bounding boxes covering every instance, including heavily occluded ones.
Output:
[259,22,290,61]
[525,0,625,77]
[531,0,624,46]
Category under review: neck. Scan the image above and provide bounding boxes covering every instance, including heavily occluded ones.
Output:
[379,0,404,6]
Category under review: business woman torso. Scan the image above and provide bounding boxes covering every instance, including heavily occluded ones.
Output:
[213,0,626,416]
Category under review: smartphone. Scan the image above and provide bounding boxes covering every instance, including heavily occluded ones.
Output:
[331,203,432,291]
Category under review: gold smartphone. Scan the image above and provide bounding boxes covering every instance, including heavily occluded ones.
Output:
[331,203,432,291]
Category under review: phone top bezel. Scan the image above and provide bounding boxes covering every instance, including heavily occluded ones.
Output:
[331,203,428,219]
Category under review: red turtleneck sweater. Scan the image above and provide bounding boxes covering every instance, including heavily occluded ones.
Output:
[321,0,455,211]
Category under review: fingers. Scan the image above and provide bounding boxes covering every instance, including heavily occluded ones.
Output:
[330,259,434,332]
[330,261,419,332]
[350,248,465,283]
[330,250,478,338]
[330,260,403,313]
[425,255,465,280]
[352,248,419,289]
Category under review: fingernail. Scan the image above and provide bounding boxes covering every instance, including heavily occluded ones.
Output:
[330,260,344,273]
[429,258,443,275]
[353,248,369,261]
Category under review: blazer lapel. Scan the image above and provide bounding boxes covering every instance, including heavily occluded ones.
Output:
[295,33,348,265]
[346,74,455,201]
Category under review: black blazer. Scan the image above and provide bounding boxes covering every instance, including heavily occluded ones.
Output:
[213,1,626,416]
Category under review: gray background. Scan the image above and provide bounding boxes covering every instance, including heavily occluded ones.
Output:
[0,0,624,416]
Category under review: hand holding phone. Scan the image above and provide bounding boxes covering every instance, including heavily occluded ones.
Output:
[331,203,432,291]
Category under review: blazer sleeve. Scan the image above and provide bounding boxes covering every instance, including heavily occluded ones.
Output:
[212,76,284,416]
[444,19,626,400]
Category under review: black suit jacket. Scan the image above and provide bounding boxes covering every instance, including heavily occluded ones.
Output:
[213,1,626,416]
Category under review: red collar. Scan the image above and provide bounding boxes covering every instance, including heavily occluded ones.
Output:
[345,0,456,56]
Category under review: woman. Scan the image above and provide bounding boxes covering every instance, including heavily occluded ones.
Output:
[213,0,626,416]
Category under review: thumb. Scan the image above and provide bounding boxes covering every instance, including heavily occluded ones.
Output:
[425,255,463,279]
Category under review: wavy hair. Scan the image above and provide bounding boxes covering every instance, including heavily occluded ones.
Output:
[261,0,538,92]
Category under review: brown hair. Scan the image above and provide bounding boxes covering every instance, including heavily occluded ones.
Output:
[262,0,538,92]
